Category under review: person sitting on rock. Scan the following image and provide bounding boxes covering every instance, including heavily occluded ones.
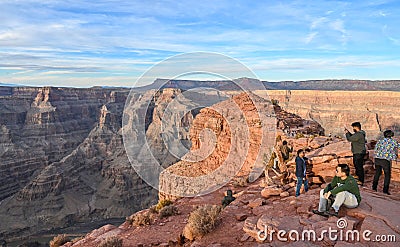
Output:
[281,140,293,164]
[221,189,235,208]
[295,149,309,197]
[313,164,361,217]
[373,130,399,195]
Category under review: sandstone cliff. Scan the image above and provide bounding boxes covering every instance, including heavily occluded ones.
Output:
[159,92,324,200]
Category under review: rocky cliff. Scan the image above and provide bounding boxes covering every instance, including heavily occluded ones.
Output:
[0,87,125,203]
[257,90,400,140]
[159,92,324,200]
[0,87,201,241]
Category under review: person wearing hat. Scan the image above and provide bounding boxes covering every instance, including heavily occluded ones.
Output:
[372,130,399,195]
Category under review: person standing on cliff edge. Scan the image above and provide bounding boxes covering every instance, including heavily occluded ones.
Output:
[373,130,399,195]
[345,122,367,186]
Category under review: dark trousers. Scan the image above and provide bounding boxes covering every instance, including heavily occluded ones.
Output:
[372,158,391,193]
[353,153,365,184]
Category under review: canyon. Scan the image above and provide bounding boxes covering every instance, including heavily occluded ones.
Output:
[0,82,399,244]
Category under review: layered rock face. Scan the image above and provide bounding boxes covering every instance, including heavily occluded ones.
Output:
[159,93,324,200]
[159,92,276,200]
[256,90,400,140]
[0,87,125,202]
[0,87,199,240]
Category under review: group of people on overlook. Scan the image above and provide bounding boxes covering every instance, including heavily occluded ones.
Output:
[223,122,399,218]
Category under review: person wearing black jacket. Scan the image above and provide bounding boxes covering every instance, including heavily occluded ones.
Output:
[345,122,367,185]
[295,149,309,197]
[221,189,235,208]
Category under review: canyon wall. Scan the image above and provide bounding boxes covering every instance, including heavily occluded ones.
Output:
[0,87,200,240]
[256,90,400,140]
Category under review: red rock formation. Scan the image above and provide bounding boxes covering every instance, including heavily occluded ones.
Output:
[158,92,276,200]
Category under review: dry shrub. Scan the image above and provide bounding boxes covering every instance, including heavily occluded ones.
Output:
[183,205,222,241]
[149,205,158,214]
[127,211,153,226]
[49,234,69,247]
[98,236,122,247]
[159,205,179,218]
[155,199,173,212]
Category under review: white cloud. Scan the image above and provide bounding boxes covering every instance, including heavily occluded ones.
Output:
[305,32,318,44]
[311,17,328,29]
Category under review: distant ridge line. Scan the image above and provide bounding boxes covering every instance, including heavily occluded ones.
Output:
[1,78,399,91]
[133,78,400,91]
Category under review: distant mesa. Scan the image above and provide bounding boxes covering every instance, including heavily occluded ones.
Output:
[1,78,399,91]
[133,78,400,91]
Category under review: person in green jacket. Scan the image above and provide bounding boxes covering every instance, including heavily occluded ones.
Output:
[345,122,367,185]
[313,164,361,217]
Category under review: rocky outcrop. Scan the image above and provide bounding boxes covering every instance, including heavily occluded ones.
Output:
[159,92,324,200]
[158,92,276,200]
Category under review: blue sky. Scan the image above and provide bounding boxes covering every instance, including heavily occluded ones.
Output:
[0,0,399,87]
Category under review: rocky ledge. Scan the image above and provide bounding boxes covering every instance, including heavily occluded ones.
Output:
[65,136,400,247]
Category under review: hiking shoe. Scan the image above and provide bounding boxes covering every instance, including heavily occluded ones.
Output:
[384,191,391,195]
[326,209,339,217]
[312,209,328,217]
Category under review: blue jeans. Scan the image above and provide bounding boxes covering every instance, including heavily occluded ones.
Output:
[296,177,309,197]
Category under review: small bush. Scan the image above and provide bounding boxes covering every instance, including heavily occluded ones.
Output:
[149,205,158,214]
[183,205,222,241]
[49,234,69,247]
[128,211,153,226]
[159,205,179,218]
[98,236,122,247]
[295,133,305,139]
[155,199,173,212]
